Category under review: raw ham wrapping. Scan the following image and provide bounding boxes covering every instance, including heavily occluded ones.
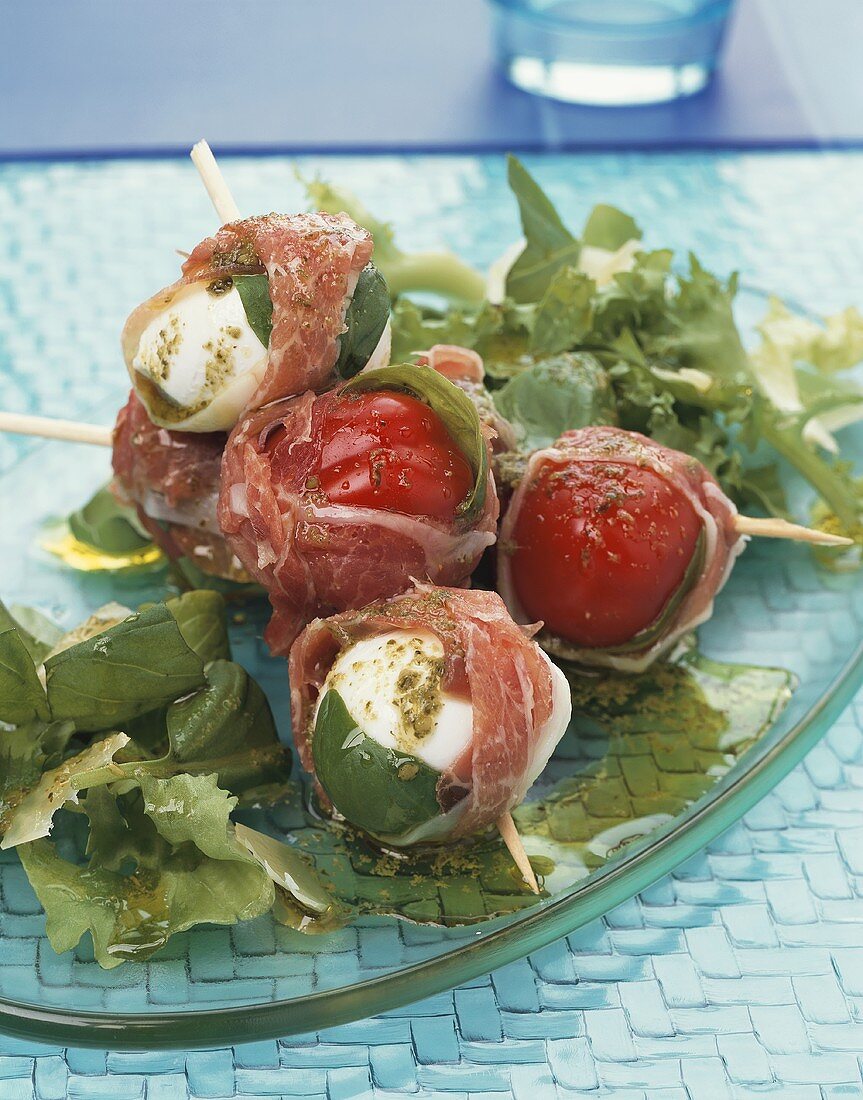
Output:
[111,391,247,579]
[289,584,568,839]
[218,371,500,655]
[498,425,746,672]
[122,211,374,418]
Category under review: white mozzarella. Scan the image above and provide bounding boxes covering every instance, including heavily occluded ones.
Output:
[317,629,473,773]
[514,653,572,804]
[131,282,268,432]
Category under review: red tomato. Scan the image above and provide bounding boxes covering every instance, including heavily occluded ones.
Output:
[315,390,474,522]
[509,458,702,648]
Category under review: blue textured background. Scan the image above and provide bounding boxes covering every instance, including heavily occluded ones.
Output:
[0,152,862,1095]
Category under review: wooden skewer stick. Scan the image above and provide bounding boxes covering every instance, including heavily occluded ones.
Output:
[734,515,853,548]
[190,140,241,224]
[497,812,540,894]
[0,411,112,448]
[187,143,543,895]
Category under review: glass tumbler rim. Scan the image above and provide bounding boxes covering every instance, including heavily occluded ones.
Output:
[487,0,734,37]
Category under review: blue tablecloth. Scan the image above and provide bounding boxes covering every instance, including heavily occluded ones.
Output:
[2,0,863,156]
[1,151,862,1096]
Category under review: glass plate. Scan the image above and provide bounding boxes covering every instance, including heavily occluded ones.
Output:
[0,158,861,1048]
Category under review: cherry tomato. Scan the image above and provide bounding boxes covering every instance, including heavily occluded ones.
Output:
[509,457,702,649]
[315,390,474,523]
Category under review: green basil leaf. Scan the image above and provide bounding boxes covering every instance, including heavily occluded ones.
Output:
[530,267,595,357]
[505,155,580,304]
[234,273,273,348]
[581,204,642,251]
[343,362,488,523]
[44,605,206,731]
[494,354,618,451]
[335,263,390,379]
[0,628,50,724]
[127,659,290,797]
[313,689,440,841]
[68,484,152,554]
[165,591,231,663]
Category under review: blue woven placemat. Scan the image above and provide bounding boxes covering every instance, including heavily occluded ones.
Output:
[0,152,862,1097]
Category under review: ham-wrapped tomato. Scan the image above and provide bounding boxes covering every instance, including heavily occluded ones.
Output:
[498,426,745,672]
[122,212,388,432]
[289,584,571,845]
[111,391,249,580]
[219,364,500,654]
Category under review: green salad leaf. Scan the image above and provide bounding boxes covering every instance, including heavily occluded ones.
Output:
[343,362,489,523]
[494,353,617,452]
[44,605,206,731]
[0,628,50,724]
[68,484,152,555]
[302,175,487,303]
[20,779,274,969]
[313,690,441,842]
[164,591,231,664]
[0,600,63,664]
[505,155,581,303]
[530,268,595,356]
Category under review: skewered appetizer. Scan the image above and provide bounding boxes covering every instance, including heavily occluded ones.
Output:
[220,364,499,654]
[122,212,389,431]
[290,584,571,845]
[497,426,745,672]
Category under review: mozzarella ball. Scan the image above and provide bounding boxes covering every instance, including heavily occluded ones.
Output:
[129,281,268,432]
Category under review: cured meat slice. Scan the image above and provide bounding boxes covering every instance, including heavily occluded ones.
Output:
[122,212,374,423]
[289,584,571,841]
[218,369,500,655]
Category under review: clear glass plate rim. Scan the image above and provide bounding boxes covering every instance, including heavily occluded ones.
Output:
[0,427,860,1048]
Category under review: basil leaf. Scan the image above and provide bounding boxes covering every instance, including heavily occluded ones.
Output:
[313,689,440,841]
[131,659,291,797]
[343,362,488,523]
[68,484,152,554]
[335,263,390,379]
[44,605,206,731]
[505,155,580,304]
[19,778,273,968]
[581,204,642,251]
[165,591,231,664]
[494,354,618,452]
[530,267,595,357]
[0,629,50,724]
[234,274,273,349]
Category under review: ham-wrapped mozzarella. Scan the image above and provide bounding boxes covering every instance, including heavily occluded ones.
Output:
[111,392,247,580]
[498,426,746,673]
[218,365,500,655]
[289,584,572,845]
[122,212,377,432]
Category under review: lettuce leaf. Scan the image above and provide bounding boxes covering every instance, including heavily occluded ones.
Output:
[20,778,274,968]
[0,628,50,724]
[494,354,617,451]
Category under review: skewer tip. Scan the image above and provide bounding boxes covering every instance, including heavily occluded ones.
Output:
[497,812,540,894]
[736,514,854,548]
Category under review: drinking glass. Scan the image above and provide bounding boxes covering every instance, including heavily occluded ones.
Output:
[490,0,735,106]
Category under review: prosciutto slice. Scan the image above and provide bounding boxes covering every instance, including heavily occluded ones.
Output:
[218,384,500,655]
[289,584,566,838]
[498,425,746,672]
[122,212,373,415]
[111,392,248,580]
